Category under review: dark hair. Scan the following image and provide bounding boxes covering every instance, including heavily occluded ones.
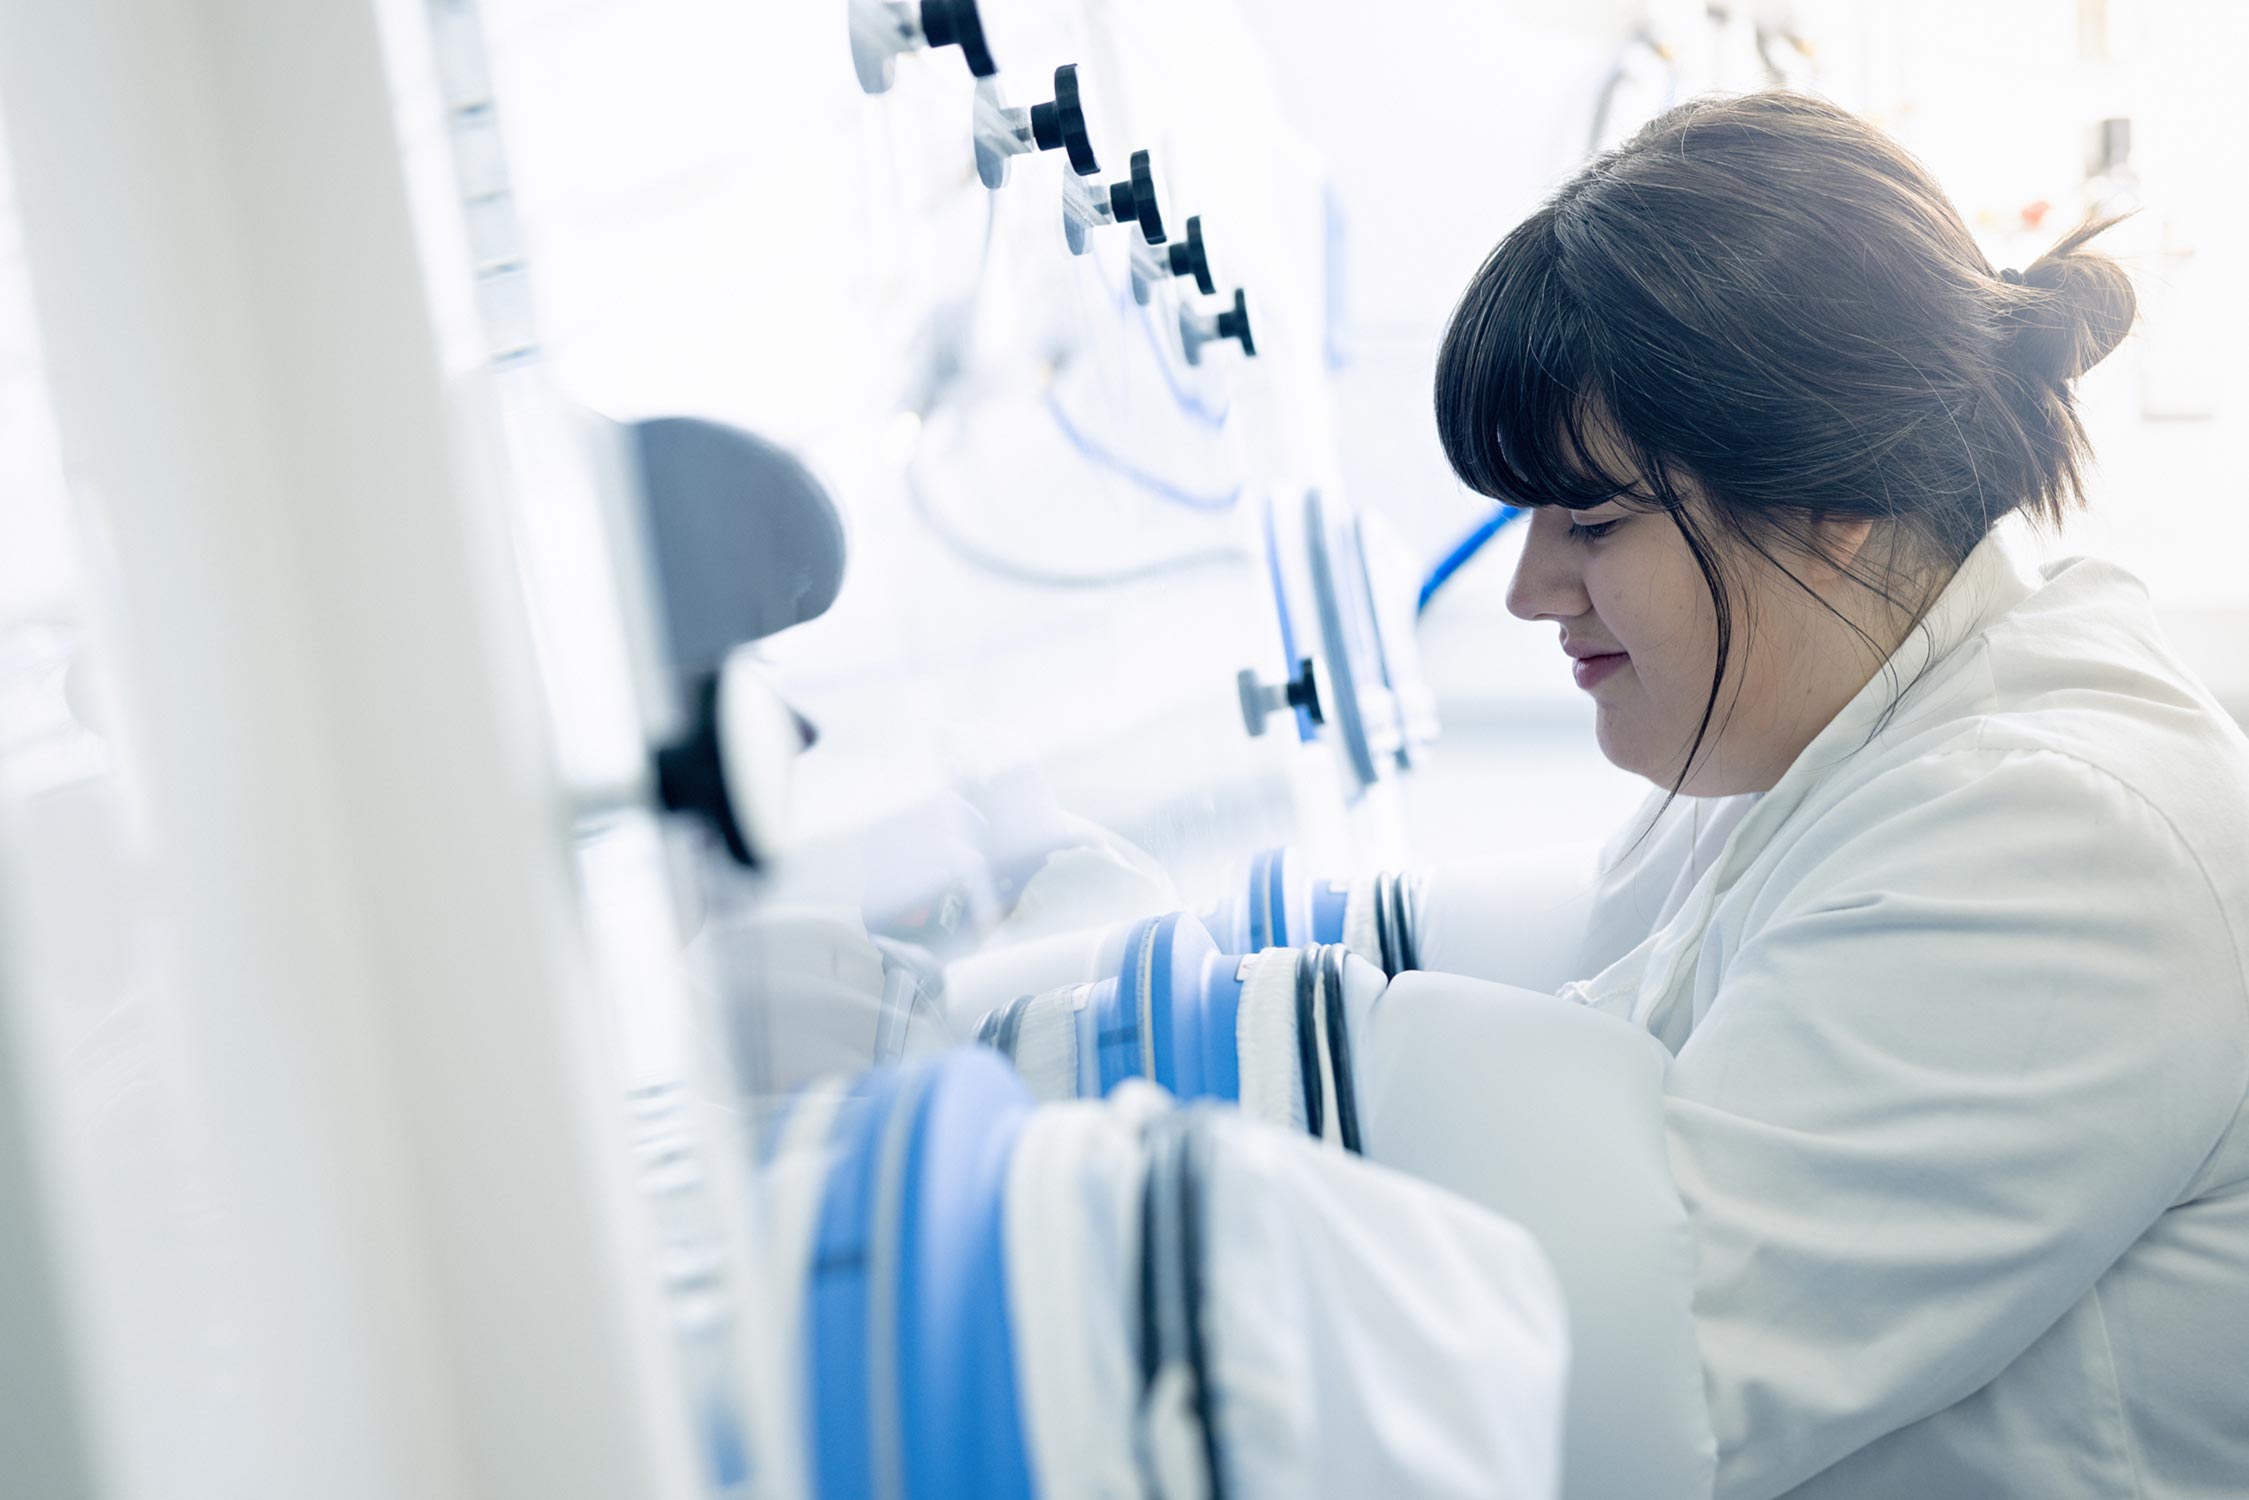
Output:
[1435,91,2136,792]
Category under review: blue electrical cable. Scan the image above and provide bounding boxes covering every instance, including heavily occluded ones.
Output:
[1416,505,1524,616]
[1131,295,1232,429]
[1041,387,1241,514]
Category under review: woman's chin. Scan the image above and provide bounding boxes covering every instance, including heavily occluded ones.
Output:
[1591,711,1647,779]
[1594,711,1700,792]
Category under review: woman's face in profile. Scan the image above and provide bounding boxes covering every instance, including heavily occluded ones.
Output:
[1506,498,1725,790]
[1504,491,1870,797]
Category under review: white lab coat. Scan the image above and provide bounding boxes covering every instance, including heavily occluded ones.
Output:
[1554,526,2249,1498]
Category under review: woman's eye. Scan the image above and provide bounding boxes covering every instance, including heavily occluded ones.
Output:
[1568,518,1622,542]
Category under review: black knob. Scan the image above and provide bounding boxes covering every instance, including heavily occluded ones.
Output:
[1105,150,1166,244]
[1237,658,1325,737]
[1165,215,1216,294]
[1027,64,1099,175]
[1214,286,1255,357]
[654,673,759,867]
[918,0,996,76]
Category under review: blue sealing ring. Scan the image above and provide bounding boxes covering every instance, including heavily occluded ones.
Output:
[1098,918,1159,1093]
[1156,914,1242,1104]
[806,1066,906,1500]
[897,1050,1035,1500]
[1148,913,1185,1095]
[806,1054,1037,1500]
[1265,849,1290,948]
[1245,850,1274,951]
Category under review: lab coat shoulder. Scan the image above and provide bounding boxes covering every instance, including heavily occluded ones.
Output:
[1673,736,2249,1496]
[1744,546,2249,1056]
[1976,553,2249,929]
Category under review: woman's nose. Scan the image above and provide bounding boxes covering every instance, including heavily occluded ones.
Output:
[1506,509,1592,622]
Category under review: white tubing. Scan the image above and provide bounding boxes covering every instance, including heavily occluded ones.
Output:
[1198,1113,1570,1499]
[1343,843,1603,991]
[1005,988,1084,1103]
[943,923,1124,1038]
[739,1081,850,1500]
[1342,874,1381,968]
[1235,950,1306,1131]
[1354,974,1716,1500]
[1004,1084,1170,1500]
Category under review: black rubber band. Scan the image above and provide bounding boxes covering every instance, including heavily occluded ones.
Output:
[976,992,1031,1058]
[1391,875,1419,975]
[1376,872,1412,980]
[1177,1119,1226,1500]
[1134,1116,1228,1500]
[1370,872,1397,977]
[1136,1138,1162,1391]
[1320,946,1363,1155]
[1293,948,1325,1140]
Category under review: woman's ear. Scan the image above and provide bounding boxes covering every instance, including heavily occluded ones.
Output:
[1804,515,1876,583]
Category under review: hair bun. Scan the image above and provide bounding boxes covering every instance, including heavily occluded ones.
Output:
[2002,215,2137,384]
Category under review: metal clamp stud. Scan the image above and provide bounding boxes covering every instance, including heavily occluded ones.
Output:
[974,63,1098,188]
[1178,286,1256,365]
[1063,148,1166,254]
[1237,657,1325,738]
[851,0,997,95]
[1131,213,1217,305]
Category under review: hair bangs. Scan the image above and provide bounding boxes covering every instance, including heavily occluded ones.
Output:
[1434,206,1639,513]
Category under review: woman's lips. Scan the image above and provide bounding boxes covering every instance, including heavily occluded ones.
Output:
[1572,652,1629,690]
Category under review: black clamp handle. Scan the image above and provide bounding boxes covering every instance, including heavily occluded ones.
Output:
[917,0,995,75]
[1180,286,1256,365]
[1165,215,1217,294]
[654,674,759,867]
[851,0,996,94]
[1105,149,1167,243]
[976,63,1101,189]
[1131,212,1216,306]
[1237,657,1323,737]
[1028,64,1098,175]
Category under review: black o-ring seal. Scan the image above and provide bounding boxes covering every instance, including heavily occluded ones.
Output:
[1389,874,1418,975]
[1370,871,1397,977]
[1293,947,1325,1140]
[1320,945,1363,1155]
[1176,1120,1226,1500]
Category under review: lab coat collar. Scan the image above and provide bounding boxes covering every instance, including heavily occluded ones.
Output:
[1788,521,2040,784]
[1593,523,2043,1042]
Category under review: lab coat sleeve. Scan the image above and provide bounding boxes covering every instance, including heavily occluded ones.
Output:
[1411,839,1606,992]
[1667,747,2249,1500]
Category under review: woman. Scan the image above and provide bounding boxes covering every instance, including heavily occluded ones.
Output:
[1434,94,2249,1497]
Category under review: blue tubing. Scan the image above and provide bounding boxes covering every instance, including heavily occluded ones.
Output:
[1416,505,1525,616]
[1312,880,1349,946]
